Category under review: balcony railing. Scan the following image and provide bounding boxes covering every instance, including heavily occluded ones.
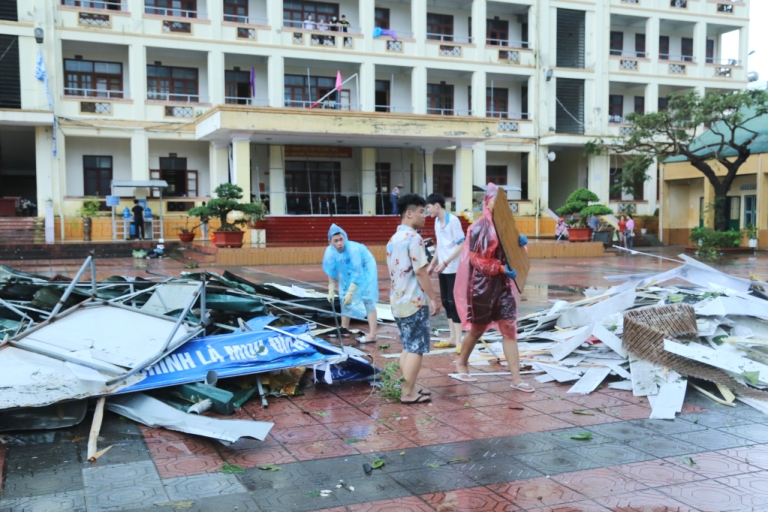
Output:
[486,38,530,49]
[284,99,360,111]
[427,108,473,116]
[610,50,648,58]
[145,6,204,19]
[427,33,472,44]
[61,0,123,10]
[670,0,687,7]
[223,15,268,25]
[608,115,631,124]
[283,19,361,35]
[374,105,415,113]
[660,54,694,63]
[487,111,528,120]
[148,92,204,103]
[64,87,126,99]
[225,97,269,106]
[706,57,741,66]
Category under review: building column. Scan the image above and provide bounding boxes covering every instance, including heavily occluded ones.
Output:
[471,0,486,56]
[266,0,283,43]
[209,141,229,196]
[129,43,146,119]
[128,0,144,31]
[361,148,377,215]
[646,82,659,112]
[646,158,658,215]
[360,61,375,112]
[660,167,670,243]
[473,142,486,187]
[411,0,426,56]
[411,149,425,196]
[536,145,550,211]
[232,133,252,201]
[471,70,485,117]
[757,155,766,246]
[130,129,149,198]
[739,26,750,68]
[412,66,427,115]
[35,125,55,215]
[208,50,225,105]
[269,145,286,214]
[424,149,434,195]
[208,0,223,39]
[455,145,474,212]
[647,17,660,67]
[588,154,610,205]
[358,0,374,53]
[268,55,284,108]
[693,21,707,78]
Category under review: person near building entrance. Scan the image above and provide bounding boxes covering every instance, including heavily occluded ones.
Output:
[426,193,465,348]
[390,184,403,215]
[453,183,533,393]
[387,193,441,404]
[625,214,635,251]
[555,217,568,241]
[200,201,209,240]
[323,223,379,342]
[617,215,627,248]
[132,199,145,240]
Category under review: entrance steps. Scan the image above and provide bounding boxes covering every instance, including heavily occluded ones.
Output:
[0,217,44,244]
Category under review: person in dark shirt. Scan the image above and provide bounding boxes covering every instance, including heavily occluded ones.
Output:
[132,199,145,240]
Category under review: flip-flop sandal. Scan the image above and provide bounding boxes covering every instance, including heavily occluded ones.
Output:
[401,395,431,405]
[452,373,478,382]
[433,341,453,348]
[418,389,432,396]
[510,382,535,393]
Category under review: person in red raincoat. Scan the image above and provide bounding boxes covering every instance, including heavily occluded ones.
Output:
[453,183,533,393]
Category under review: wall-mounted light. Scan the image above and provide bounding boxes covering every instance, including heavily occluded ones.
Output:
[34,27,44,44]
[545,69,553,82]
[547,152,556,162]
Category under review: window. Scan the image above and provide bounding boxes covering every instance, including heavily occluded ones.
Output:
[487,87,508,118]
[659,35,670,60]
[427,13,453,41]
[706,39,714,64]
[155,156,197,197]
[283,0,338,28]
[62,0,121,10]
[433,164,453,198]
[427,83,454,115]
[375,80,390,112]
[521,155,528,200]
[64,59,122,98]
[374,7,389,29]
[147,65,198,102]
[610,168,644,201]
[609,95,623,120]
[521,22,528,48]
[634,96,645,114]
[635,33,646,57]
[486,165,507,186]
[223,0,247,22]
[145,0,197,18]
[745,195,756,227]
[610,31,624,56]
[486,18,509,46]
[83,156,112,196]
[285,160,341,213]
[521,85,528,119]
[681,37,693,62]
[225,69,251,104]
[284,74,342,109]
[658,97,668,111]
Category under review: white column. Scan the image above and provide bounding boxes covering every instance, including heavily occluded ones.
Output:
[536,145,550,211]
[471,69,485,117]
[455,145,474,212]
[130,129,149,182]
[412,149,425,196]
[411,0,426,56]
[269,145,286,214]
[647,17,659,68]
[129,43,146,120]
[209,141,229,196]
[361,148,376,215]
[412,66,427,115]
[646,158,658,215]
[359,61,375,112]
[266,0,284,43]
[424,149,434,195]
[473,142,486,187]
[588,154,610,204]
[471,0,486,55]
[232,133,252,201]
[268,55,284,108]
[35,126,54,215]
[208,50,225,106]
[208,0,223,39]
[128,0,143,31]
[739,26,750,68]
[646,82,659,112]
[693,21,707,78]
[359,0,374,53]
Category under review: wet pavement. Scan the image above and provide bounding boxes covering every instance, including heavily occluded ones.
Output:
[2,247,768,511]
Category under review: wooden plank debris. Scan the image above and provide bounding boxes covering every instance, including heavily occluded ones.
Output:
[491,187,530,293]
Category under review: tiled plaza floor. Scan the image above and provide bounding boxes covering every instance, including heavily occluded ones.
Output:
[1,247,768,511]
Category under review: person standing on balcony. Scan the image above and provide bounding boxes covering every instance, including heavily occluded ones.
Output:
[329,16,339,31]
[387,194,441,404]
[391,184,402,215]
[426,193,465,348]
[303,14,315,30]
[324,223,379,342]
[339,14,349,32]
[132,199,145,240]
[453,183,533,393]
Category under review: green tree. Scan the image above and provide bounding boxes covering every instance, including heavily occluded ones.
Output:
[188,183,263,232]
[555,188,613,228]
[585,90,768,231]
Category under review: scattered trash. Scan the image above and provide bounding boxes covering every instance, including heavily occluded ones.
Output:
[567,432,593,441]
[221,463,245,474]
[258,464,282,471]
[371,458,385,469]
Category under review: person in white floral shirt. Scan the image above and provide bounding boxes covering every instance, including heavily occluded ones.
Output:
[386,193,440,404]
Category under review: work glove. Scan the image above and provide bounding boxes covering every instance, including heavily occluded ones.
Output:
[327,282,335,303]
[519,234,528,247]
[504,264,517,280]
[343,283,358,306]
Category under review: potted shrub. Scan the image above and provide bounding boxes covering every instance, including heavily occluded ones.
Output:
[188,184,263,248]
[556,189,613,242]
[246,198,268,229]
[76,198,101,242]
[175,218,199,243]
[745,224,758,248]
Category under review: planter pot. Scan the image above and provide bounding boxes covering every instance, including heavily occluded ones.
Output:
[82,217,92,242]
[213,230,245,248]
[178,232,196,243]
[568,227,593,242]
[248,219,268,230]
[749,238,758,248]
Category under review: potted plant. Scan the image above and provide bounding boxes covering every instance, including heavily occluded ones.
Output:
[555,189,613,242]
[745,223,758,248]
[75,197,101,242]
[188,183,263,248]
[175,218,199,243]
[246,197,267,229]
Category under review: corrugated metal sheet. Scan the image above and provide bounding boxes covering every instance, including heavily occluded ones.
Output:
[556,78,585,134]
[556,9,585,69]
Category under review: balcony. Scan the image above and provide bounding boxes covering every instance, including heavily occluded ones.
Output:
[609,51,652,74]
[707,0,747,16]
[372,30,416,56]
[659,55,696,75]
[283,20,363,51]
[426,34,475,60]
[143,4,211,38]
[58,0,131,31]
[705,58,745,80]
[222,14,270,42]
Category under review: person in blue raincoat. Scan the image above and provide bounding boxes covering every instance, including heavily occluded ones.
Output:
[323,223,379,341]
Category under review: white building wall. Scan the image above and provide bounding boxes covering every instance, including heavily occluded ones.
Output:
[148,140,211,197]
[65,137,132,197]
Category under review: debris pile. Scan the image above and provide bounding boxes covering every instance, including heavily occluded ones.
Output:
[462,253,768,419]
[0,257,378,450]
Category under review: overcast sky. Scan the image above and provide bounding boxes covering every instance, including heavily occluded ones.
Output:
[722,1,767,82]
